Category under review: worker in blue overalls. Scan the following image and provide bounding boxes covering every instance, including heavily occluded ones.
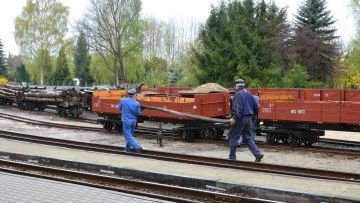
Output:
[229,79,264,162]
[119,88,142,152]
[237,95,259,145]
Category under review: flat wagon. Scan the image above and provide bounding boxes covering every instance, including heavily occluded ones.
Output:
[92,90,230,141]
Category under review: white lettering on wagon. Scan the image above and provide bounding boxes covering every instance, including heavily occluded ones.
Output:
[262,108,272,113]
[110,104,119,108]
[290,109,306,114]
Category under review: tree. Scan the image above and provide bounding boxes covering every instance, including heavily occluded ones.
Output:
[195,0,288,87]
[89,53,114,85]
[143,56,168,87]
[33,48,52,84]
[74,31,93,86]
[294,0,338,84]
[15,64,30,83]
[15,0,69,84]
[53,46,71,85]
[77,0,144,84]
[282,64,323,88]
[0,39,7,76]
[352,0,360,33]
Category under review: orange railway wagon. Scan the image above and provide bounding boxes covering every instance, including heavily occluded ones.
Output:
[251,88,360,146]
[92,90,230,141]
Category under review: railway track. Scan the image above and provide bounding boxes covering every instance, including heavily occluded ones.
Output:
[0,159,275,203]
[319,138,360,147]
[1,111,359,157]
[0,112,175,136]
[0,129,359,183]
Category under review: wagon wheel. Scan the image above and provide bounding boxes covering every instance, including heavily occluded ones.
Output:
[289,135,301,147]
[103,121,113,132]
[303,137,314,147]
[304,140,314,147]
[265,134,272,144]
[215,128,224,138]
[206,128,217,139]
[181,130,194,142]
[114,122,122,132]
[199,129,207,139]
[281,137,289,144]
[199,128,216,139]
[60,110,66,117]
[273,134,279,144]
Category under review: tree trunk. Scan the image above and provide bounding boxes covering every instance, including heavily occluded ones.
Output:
[141,104,230,124]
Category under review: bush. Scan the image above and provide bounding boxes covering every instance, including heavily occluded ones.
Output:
[0,76,8,85]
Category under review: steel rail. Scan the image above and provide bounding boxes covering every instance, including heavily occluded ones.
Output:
[319,138,360,147]
[0,113,174,136]
[0,159,276,203]
[256,143,360,157]
[0,112,358,157]
[0,129,359,183]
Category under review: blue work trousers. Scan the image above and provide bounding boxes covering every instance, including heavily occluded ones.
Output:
[238,118,256,145]
[122,120,140,152]
[229,116,261,160]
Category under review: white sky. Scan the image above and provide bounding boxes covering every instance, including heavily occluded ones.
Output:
[0,0,356,55]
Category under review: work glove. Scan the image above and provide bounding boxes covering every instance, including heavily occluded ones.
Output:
[252,115,257,121]
[229,117,236,126]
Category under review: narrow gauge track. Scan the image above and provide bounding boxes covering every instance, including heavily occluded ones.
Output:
[319,138,360,147]
[0,112,359,157]
[0,129,359,183]
[0,159,275,203]
[44,106,98,124]
[0,112,175,136]
[256,142,360,157]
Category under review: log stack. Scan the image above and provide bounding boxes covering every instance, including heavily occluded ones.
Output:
[0,85,22,104]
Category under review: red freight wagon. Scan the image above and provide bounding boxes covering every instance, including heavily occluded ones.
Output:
[256,89,360,146]
[93,90,230,141]
[138,93,230,120]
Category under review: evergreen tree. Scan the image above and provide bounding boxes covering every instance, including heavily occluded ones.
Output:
[15,64,30,83]
[0,39,7,76]
[294,0,338,84]
[74,31,93,86]
[54,46,71,85]
[195,0,288,87]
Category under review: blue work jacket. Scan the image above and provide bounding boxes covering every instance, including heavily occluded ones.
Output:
[119,97,141,122]
[232,88,258,120]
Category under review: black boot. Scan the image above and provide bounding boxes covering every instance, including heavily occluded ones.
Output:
[255,154,264,162]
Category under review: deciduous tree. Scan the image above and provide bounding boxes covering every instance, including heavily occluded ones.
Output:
[77,0,144,84]
[15,0,69,84]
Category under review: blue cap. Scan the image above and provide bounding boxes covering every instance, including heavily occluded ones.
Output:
[127,88,136,95]
[235,79,245,86]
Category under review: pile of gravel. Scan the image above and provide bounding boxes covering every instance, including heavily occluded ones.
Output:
[190,83,229,93]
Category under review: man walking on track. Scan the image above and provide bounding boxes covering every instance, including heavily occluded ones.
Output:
[119,88,142,153]
[228,79,263,162]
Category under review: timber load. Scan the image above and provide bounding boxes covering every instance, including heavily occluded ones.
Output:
[16,87,84,116]
[0,85,23,105]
